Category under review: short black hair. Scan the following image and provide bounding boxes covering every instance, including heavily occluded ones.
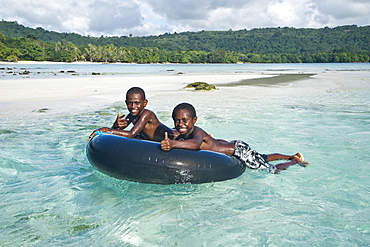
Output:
[126,87,146,99]
[172,103,197,119]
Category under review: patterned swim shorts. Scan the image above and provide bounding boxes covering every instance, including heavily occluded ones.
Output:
[233,140,277,173]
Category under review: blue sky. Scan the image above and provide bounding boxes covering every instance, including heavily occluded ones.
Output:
[1,0,369,37]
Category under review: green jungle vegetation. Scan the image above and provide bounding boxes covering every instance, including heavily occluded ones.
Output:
[1,20,370,63]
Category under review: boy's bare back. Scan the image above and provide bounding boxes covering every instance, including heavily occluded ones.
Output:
[195,127,236,156]
[132,109,176,141]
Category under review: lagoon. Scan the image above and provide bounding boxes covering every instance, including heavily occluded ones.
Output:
[0,63,369,246]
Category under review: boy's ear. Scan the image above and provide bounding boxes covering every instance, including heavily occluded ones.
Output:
[143,99,148,106]
[192,116,198,123]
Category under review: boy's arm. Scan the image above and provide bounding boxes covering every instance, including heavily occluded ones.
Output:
[161,128,204,151]
[123,110,152,138]
[97,111,151,138]
[90,127,126,138]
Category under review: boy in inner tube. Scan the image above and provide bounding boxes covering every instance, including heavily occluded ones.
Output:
[90,87,178,142]
[161,102,309,173]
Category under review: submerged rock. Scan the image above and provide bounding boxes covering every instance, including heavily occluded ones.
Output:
[184,82,217,91]
[35,108,50,113]
[19,70,30,75]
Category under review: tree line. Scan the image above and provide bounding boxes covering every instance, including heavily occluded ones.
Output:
[1,33,370,63]
[1,20,370,55]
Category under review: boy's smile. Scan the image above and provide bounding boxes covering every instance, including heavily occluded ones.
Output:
[172,109,197,137]
[125,93,147,116]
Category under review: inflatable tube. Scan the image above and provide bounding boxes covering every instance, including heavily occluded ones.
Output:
[86,133,246,184]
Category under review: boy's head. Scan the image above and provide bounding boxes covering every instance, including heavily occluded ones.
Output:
[172,103,197,119]
[126,87,146,99]
[172,103,197,136]
[125,87,148,116]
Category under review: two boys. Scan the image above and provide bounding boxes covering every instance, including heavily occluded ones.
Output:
[92,87,307,173]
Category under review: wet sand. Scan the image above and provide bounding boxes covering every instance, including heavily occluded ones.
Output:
[217,73,316,87]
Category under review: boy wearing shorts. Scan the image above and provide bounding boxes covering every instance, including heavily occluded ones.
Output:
[161,103,308,173]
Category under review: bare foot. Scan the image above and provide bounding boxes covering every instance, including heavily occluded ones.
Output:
[292,153,310,167]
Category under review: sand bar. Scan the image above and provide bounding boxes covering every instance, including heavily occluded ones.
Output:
[0,61,328,117]
[0,73,275,117]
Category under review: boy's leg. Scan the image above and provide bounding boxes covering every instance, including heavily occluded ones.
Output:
[274,160,301,171]
[269,153,309,171]
[266,153,293,161]
[266,153,305,162]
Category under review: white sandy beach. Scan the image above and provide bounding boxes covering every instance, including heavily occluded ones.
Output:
[0,72,273,117]
[1,61,368,119]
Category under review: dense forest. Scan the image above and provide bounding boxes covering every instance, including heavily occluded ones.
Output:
[1,20,370,63]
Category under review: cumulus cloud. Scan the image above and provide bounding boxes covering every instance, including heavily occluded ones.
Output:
[0,0,369,37]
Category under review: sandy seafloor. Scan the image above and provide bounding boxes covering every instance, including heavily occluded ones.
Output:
[0,62,369,246]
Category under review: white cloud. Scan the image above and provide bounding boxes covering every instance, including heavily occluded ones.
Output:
[315,0,368,17]
[62,16,90,34]
[0,0,369,36]
[144,0,209,21]
[87,0,143,35]
[266,0,319,27]
[304,0,370,29]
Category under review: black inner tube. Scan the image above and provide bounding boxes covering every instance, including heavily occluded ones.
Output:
[87,134,246,184]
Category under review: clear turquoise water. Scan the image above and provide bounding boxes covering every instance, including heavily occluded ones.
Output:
[0,63,369,246]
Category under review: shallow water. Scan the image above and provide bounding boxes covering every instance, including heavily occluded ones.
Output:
[1,62,370,79]
[0,63,369,246]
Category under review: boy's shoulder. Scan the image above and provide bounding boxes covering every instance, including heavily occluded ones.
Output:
[143,108,154,113]
[137,109,159,123]
[141,108,157,117]
[133,108,153,117]
[194,126,208,136]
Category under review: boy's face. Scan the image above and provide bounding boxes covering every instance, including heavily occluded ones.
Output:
[125,93,147,116]
[172,109,197,136]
